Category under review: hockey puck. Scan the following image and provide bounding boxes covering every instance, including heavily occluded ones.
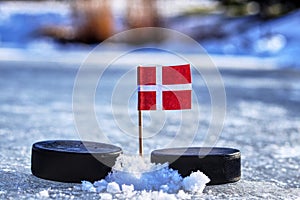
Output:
[151,147,241,185]
[31,140,122,183]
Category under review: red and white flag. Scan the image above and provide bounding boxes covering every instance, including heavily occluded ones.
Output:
[137,64,192,110]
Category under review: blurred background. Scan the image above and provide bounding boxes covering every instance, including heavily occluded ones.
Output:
[0,0,299,67]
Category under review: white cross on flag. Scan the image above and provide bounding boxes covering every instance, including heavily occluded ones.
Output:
[137,64,192,110]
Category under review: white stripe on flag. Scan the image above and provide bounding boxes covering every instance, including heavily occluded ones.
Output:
[139,84,192,91]
[156,66,162,110]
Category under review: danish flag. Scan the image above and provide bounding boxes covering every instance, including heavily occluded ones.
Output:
[137,64,192,110]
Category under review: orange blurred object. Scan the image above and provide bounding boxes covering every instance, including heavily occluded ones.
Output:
[72,0,114,43]
[126,0,160,28]
[41,0,161,44]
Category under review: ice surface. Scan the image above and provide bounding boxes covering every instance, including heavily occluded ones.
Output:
[81,154,210,199]
[0,54,300,199]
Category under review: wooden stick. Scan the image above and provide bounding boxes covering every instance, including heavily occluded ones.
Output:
[138,110,143,156]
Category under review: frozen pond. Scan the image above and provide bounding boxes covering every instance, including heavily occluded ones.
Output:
[0,60,299,199]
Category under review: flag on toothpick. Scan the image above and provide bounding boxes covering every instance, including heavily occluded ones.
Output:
[136,64,192,156]
[137,64,192,111]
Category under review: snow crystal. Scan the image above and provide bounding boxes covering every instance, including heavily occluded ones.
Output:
[182,170,210,193]
[160,184,169,193]
[37,190,49,198]
[99,193,113,200]
[105,154,182,192]
[121,184,134,193]
[81,154,210,198]
[118,184,136,199]
[106,182,121,194]
[151,191,177,200]
[94,179,108,192]
[94,179,108,187]
[176,190,192,199]
[81,181,96,192]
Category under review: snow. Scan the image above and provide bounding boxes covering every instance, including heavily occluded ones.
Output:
[106,182,121,194]
[176,190,192,199]
[182,171,210,193]
[37,190,49,198]
[81,181,96,193]
[99,193,113,200]
[105,154,183,192]
[81,154,210,199]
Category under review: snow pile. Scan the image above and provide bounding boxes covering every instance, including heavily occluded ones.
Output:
[81,154,210,199]
[183,171,210,193]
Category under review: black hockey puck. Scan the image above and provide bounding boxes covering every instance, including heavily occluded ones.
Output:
[31,140,122,183]
[151,147,241,185]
